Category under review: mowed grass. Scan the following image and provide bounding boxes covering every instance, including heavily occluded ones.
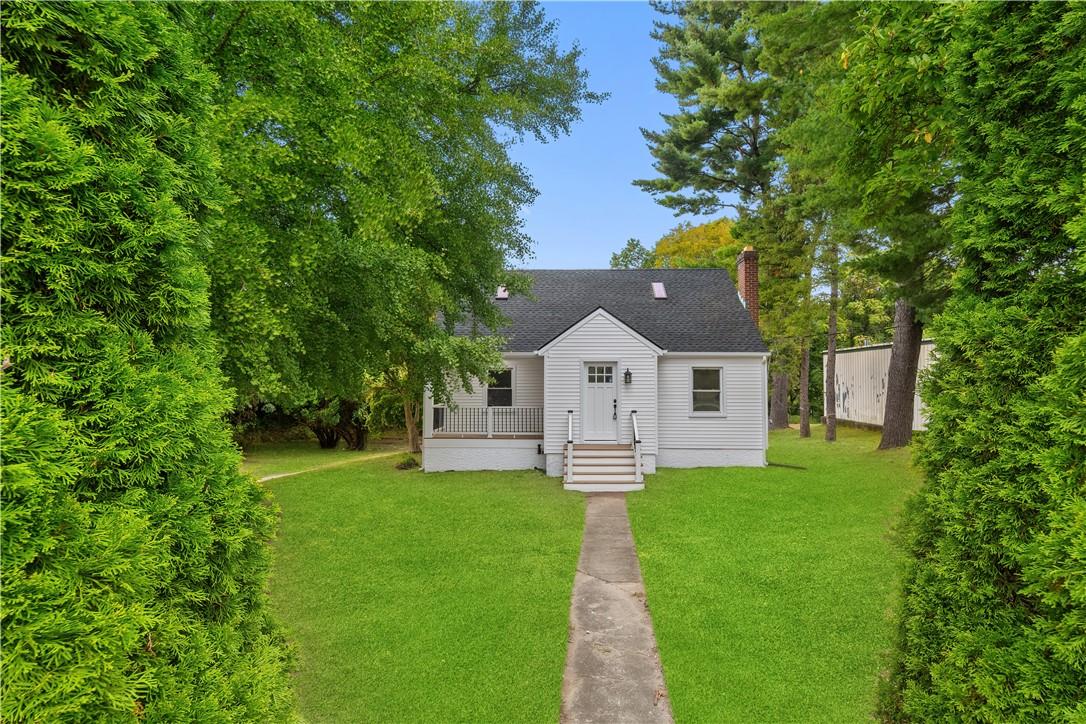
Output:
[256,448,585,723]
[628,425,921,723]
[240,440,383,480]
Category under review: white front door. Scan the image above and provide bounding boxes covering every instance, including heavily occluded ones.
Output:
[582,363,617,441]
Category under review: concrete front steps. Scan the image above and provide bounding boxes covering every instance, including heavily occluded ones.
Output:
[563,444,644,492]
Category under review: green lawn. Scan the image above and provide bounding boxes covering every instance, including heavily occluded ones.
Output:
[628,426,920,723]
[254,447,584,723]
[240,440,392,480]
[250,426,917,723]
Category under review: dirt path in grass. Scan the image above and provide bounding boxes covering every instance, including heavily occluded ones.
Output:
[560,493,673,724]
[256,451,401,482]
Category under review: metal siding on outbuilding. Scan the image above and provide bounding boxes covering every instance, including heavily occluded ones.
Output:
[823,341,935,431]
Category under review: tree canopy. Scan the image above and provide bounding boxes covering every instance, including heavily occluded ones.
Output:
[635,0,776,215]
[199,2,603,412]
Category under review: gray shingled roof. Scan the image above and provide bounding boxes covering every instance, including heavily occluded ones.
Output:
[455,268,767,354]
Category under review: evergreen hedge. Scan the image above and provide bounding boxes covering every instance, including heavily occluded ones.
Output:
[884,3,1086,720]
[2,3,292,719]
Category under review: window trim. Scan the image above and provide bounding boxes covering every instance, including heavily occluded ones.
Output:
[485,366,515,407]
[689,365,725,417]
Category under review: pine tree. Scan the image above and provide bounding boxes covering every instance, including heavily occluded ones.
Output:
[637,1,808,424]
[1,3,292,718]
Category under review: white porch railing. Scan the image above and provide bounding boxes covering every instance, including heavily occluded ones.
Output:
[565,409,574,484]
[431,406,543,437]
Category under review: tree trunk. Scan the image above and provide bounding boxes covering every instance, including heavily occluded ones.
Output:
[312,426,339,449]
[334,400,367,451]
[404,399,421,453]
[879,298,923,449]
[340,422,367,451]
[769,372,790,429]
[825,243,839,442]
[798,344,810,437]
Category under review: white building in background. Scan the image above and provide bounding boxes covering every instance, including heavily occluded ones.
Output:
[823,341,936,431]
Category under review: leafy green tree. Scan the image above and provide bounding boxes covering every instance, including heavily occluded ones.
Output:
[609,219,740,270]
[884,3,1086,719]
[652,218,740,269]
[838,266,895,347]
[1,3,291,719]
[610,238,654,269]
[755,0,952,445]
[198,2,601,434]
[740,195,814,429]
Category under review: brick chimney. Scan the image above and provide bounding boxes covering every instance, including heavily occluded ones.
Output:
[736,245,759,327]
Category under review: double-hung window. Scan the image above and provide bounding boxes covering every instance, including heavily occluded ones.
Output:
[691,367,723,415]
[486,368,513,407]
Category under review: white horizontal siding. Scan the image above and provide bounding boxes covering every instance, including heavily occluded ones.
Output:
[448,380,484,408]
[446,356,543,408]
[656,449,763,467]
[515,357,544,407]
[658,356,765,451]
[823,342,934,431]
[543,314,659,455]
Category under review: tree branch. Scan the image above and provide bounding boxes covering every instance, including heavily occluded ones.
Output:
[213,7,250,58]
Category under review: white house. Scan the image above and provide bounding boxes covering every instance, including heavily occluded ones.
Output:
[423,254,769,492]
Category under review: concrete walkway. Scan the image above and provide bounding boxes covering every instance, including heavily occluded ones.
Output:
[560,493,673,724]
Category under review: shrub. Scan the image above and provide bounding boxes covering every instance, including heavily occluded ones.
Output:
[882,3,1086,720]
[395,455,421,471]
[1,3,292,719]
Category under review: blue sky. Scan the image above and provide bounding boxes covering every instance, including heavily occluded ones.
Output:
[506,1,729,269]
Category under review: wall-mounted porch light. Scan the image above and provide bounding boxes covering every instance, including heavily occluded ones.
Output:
[623,368,633,384]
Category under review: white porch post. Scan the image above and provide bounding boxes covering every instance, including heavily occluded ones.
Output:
[486,406,493,438]
[422,386,434,439]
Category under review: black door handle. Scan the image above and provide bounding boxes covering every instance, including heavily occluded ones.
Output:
[613,399,617,420]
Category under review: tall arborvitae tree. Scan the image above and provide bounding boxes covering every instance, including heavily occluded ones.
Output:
[1,2,291,720]
[883,2,1086,719]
